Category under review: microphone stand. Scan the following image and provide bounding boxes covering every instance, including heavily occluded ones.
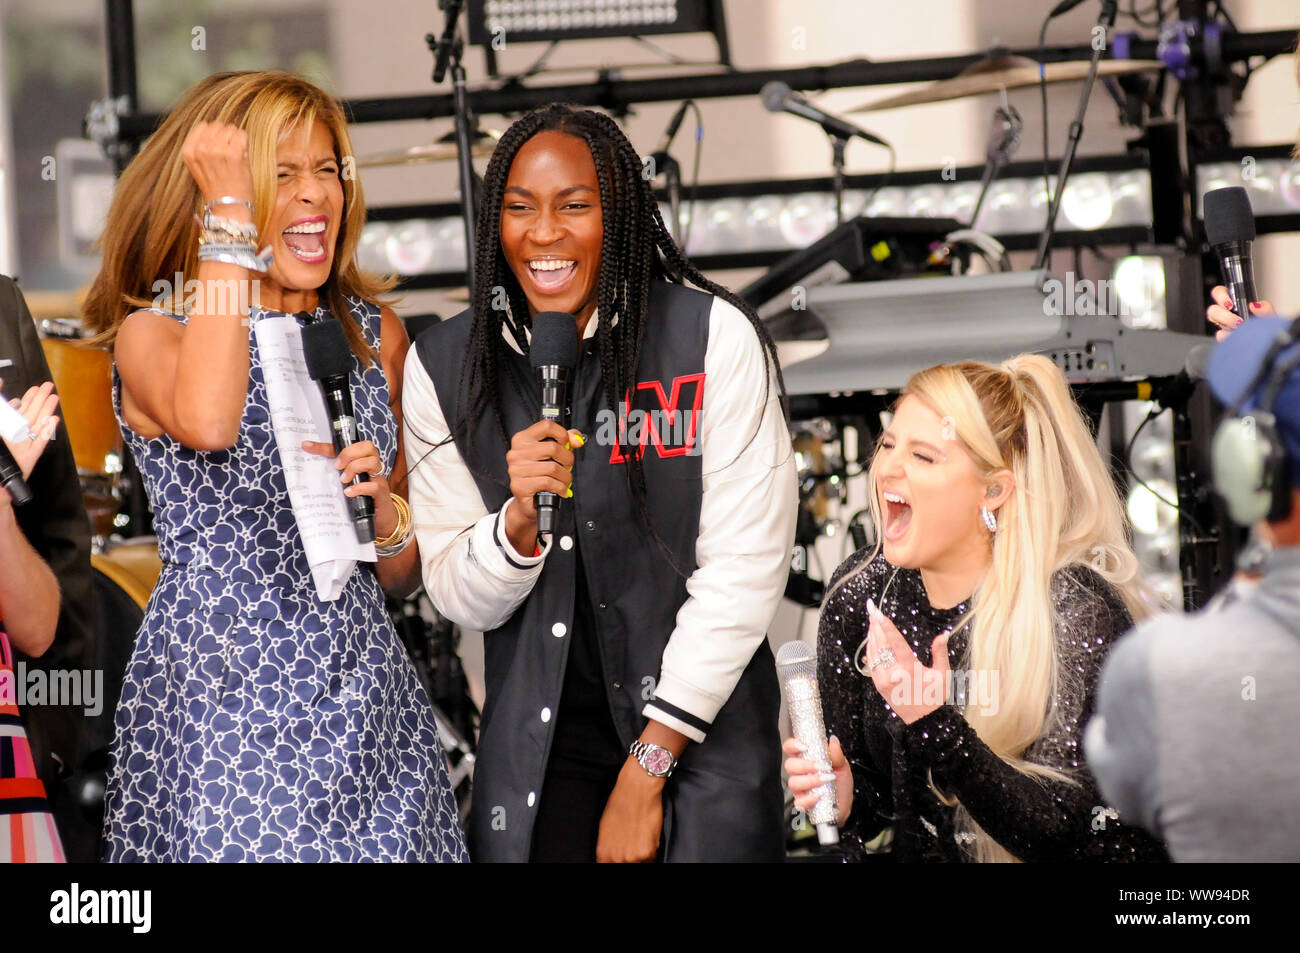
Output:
[651,151,684,247]
[1032,0,1119,271]
[830,134,849,227]
[427,0,479,298]
[970,104,1022,228]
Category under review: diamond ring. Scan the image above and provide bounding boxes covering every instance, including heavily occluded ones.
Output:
[867,649,896,673]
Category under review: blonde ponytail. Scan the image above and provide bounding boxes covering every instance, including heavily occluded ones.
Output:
[829,354,1151,862]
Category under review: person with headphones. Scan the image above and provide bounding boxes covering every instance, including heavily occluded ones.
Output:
[1085,315,1300,861]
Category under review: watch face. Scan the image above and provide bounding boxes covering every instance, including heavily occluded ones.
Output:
[644,747,674,776]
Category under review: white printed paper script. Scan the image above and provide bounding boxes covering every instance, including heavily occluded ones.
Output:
[253,313,375,601]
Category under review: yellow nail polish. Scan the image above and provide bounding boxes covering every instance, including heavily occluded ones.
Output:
[566,486,574,498]
[573,432,586,448]
[565,442,571,451]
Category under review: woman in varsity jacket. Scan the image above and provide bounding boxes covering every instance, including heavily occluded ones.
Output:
[403,104,798,862]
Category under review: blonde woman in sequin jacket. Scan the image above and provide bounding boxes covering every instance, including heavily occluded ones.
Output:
[784,355,1168,862]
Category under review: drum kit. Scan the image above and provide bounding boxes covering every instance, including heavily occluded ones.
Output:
[36,316,162,630]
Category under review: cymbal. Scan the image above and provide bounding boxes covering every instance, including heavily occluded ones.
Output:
[848,57,1163,113]
[357,129,502,169]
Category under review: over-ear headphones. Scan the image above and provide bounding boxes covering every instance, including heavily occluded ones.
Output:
[1211,316,1300,525]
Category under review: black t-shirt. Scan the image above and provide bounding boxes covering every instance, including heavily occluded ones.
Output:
[547,546,626,772]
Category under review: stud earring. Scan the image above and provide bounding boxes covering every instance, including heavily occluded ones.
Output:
[981,506,997,533]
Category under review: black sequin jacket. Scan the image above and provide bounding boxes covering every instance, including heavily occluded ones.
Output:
[817,549,1169,862]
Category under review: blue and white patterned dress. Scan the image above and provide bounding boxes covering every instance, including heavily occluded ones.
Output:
[103,298,467,862]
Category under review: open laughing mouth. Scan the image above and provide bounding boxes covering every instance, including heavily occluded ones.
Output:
[882,490,913,541]
[282,218,329,264]
[525,257,577,292]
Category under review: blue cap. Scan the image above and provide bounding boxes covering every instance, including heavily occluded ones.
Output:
[1207,316,1300,487]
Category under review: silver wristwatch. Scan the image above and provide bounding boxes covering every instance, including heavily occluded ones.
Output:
[629,741,677,779]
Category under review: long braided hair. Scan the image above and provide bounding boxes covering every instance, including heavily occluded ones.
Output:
[457,103,788,568]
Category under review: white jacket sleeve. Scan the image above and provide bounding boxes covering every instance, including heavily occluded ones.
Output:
[642,298,799,742]
[402,346,548,632]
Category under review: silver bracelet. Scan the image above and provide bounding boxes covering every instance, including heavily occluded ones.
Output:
[204,196,255,215]
[375,530,414,559]
[199,212,261,243]
[197,241,273,271]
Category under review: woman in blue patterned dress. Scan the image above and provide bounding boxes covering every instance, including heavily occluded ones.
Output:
[82,71,467,862]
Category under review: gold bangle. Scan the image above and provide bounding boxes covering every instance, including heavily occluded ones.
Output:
[375,493,411,549]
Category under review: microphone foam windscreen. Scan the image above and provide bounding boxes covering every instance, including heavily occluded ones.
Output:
[1204,186,1256,246]
[301,318,353,380]
[529,312,578,370]
[760,80,791,112]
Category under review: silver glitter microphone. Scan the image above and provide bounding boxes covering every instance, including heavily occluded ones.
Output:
[776,640,839,846]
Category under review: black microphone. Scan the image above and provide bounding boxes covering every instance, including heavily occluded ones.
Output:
[0,442,33,506]
[0,393,35,506]
[654,99,692,155]
[301,318,375,544]
[1204,186,1259,322]
[1155,340,1215,412]
[760,81,889,148]
[529,312,578,538]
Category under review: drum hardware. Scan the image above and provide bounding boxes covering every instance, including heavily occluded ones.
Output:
[388,590,478,820]
[428,0,484,296]
[1031,2,1125,271]
[37,318,128,544]
[354,128,501,169]
[786,418,852,609]
[967,92,1023,232]
[846,55,1163,114]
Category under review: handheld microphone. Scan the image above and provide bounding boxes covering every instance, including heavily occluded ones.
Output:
[760,81,889,148]
[0,391,36,506]
[301,317,375,544]
[529,312,578,538]
[1204,186,1259,322]
[776,640,839,847]
[0,443,32,506]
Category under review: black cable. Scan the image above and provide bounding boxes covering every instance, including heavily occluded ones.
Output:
[1121,404,1209,537]
[1085,243,1117,267]
[1123,0,1164,27]
[680,99,704,250]
[861,142,897,218]
[512,39,560,84]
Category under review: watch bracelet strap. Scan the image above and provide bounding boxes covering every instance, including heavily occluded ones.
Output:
[628,740,677,777]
